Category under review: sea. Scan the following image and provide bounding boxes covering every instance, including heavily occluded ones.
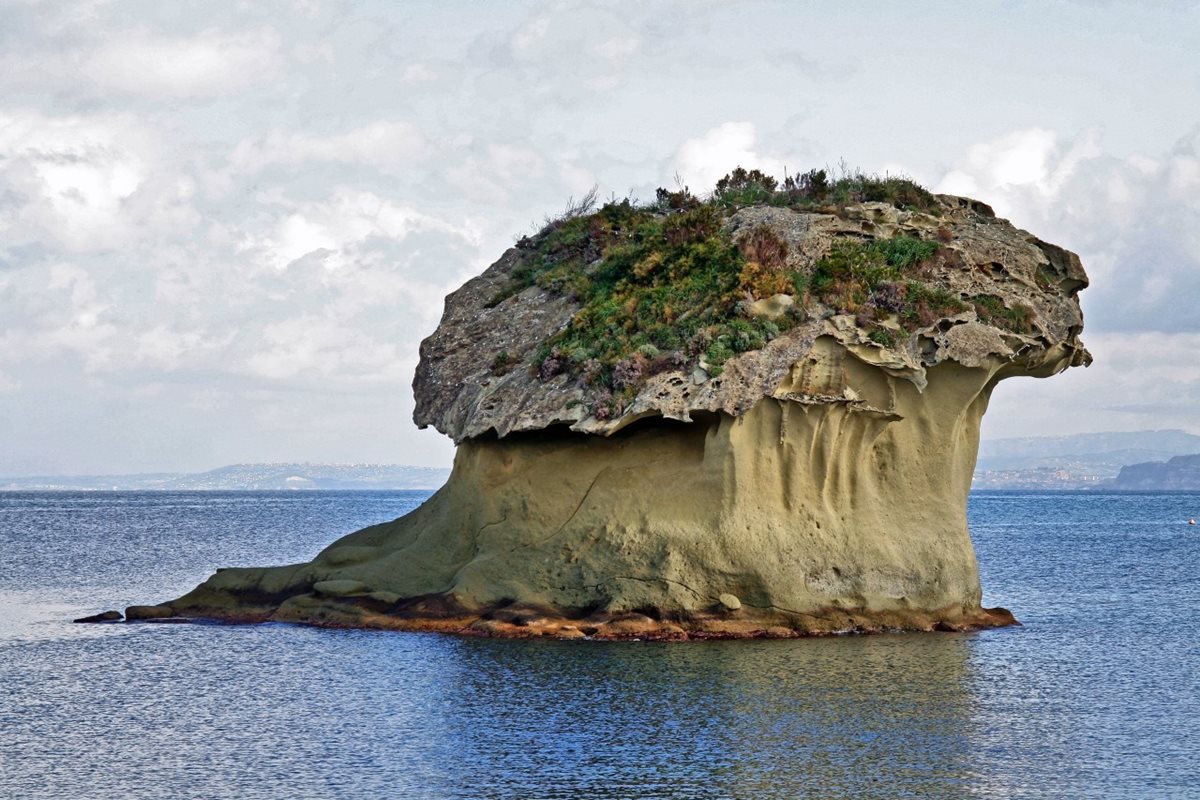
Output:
[0,490,1197,799]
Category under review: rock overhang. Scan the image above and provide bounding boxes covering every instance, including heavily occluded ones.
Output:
[414,194,1089,444]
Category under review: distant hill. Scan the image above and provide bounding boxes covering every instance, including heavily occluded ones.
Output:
[9,433,1200,492]
[977,429,1200,469]
[1111,454,1200,490]
[974,430,1200,490]
[0,463,450,491]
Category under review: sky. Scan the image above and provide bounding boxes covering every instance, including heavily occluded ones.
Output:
[1,0,1199,475]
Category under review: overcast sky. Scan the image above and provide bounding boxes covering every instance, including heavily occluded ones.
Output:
[1,0,1198,474]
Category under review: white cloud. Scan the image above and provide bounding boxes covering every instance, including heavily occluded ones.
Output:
[0,261,117,374]
[595,37,639,63]
[265,214,338,270]
[245,188,479,271]
[229,121,430,173]
[482,144,544,182]
[84,28,282,97]
[988,329,1200,438]
[292,42,334,64]
[936,128,1102,218]
[241,315,404,383]
[1168,155,1200,192]
[0,107,208,258]
[559,160,596,195]
[0,110,155,251]
[400,63,438,83]
[445,143,549,203]
[0,2,1197,471]
[134,325,236,371]
[471,4,648,102]
[936,127,1200,337]
[668,121,786,193]
[510,14,552,54]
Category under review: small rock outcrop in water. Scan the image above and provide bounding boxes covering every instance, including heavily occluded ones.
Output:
[145,170,1089,639]
[124,604,177,621]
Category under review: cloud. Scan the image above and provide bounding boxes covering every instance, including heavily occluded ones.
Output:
[773,50,857,81]
[0,107,211,262]
[84,28,282,97]
[0,1,1197,472]
[936,128,1102,217]
[0,260,118,374]
[668,121,786,192]
[986,330,1200,437]
[936,127,1200,335]
[134,325,235,372]
[444,143,548,203]
[243,188,479,272]
[942,127,1200,436]
[399,62,438,83]
[229,122,430,173]
[663,121,820,196]
[467,4,647,101]
[241,315,405,384]
[0,110,152,251]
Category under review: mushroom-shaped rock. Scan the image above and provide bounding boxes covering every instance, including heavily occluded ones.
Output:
[159,180,1089,639]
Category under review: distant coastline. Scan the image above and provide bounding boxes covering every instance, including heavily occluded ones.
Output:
[973,429,1200,490]
[8,428,1200,492]
[0,463,450,491]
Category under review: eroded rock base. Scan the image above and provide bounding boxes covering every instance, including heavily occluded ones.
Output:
[142,355,1034,642]
[122,596,1017,640]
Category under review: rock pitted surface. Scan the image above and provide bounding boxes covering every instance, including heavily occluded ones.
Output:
[415,196,1088,442]
[140,177,1089,640]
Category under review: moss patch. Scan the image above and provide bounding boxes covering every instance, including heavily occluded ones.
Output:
[970,294,1037,333]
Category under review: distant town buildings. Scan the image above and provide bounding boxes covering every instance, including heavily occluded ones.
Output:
[972,466,1109,490]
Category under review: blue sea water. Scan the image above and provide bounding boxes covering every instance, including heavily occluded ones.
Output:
[0,490,1197,799]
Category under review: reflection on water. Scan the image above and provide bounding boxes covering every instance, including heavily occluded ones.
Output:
[1,491,1198,798]
[1,617,982,799]
[435,635,980,799]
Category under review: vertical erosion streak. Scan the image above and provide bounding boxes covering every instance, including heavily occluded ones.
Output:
[807,406,830,509]
[945,363,1001,505]
[778,401,795,513]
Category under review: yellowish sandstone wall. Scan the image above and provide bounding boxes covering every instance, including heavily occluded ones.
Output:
[169,342,1019,634]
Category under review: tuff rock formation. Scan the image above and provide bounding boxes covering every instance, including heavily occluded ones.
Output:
[143,182,1089,639]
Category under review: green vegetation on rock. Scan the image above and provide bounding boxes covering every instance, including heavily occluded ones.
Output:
[486,167,1017,404]
[706,166,943,214]
[970,293,1037,334]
